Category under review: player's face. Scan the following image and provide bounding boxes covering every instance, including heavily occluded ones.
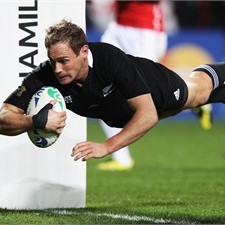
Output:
[48,42,88,85]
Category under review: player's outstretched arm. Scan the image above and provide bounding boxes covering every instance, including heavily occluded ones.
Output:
[71,93,159,161]
[0,102,66,136]
[0,103,33,136]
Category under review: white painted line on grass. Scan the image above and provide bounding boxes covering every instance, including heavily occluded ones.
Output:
[87,212,173,223]
[51,209,191,224]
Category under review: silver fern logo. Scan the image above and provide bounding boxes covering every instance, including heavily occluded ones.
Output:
[102,84,115,97]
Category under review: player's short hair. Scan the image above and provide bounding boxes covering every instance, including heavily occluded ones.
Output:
[45,19,88,55]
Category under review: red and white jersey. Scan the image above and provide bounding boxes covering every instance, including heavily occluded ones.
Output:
[115,1,164,31]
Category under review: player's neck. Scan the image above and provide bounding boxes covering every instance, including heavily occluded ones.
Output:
[73,67,89,87]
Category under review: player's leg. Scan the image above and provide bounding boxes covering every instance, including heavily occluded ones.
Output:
[191,64,225,130]
[193,63,225,103]
[184,62,225,111]
[183,70,213,109]
[193,63,225,90]
[191,63,225,130]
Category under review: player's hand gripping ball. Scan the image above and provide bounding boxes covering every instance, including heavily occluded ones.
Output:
[26,86,66,148]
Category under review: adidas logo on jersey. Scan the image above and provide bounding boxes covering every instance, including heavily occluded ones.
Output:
[174,88,180,101]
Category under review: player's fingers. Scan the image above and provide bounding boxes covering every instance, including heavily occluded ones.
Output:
[59,121,66,127]
[55,128,63,134]
[49,99,57,105]
[71,143,91,157]
[74,148,92,161]
[73,142,91,151]
[81,152,95,161]
[60,112,67,120]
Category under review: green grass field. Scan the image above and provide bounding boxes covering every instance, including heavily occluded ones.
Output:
[0,119,225,224]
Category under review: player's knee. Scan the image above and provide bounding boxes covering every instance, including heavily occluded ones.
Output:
[198,94,209,106]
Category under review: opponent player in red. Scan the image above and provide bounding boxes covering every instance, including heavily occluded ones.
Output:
[97,0,167,171]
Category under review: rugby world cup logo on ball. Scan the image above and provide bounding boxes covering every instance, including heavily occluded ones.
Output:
[27,86,66,148]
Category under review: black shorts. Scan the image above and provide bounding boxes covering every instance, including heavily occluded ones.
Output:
[155,63,188,115]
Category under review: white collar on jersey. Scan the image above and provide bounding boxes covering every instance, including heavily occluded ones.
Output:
[88,49,93,68]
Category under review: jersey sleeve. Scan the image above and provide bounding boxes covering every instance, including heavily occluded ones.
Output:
[4,61,55,112]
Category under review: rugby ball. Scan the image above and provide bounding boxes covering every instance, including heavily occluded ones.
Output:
[26,86,66,148]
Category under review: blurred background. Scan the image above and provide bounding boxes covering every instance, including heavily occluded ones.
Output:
[85,3,225,220]
[85,0,225,123]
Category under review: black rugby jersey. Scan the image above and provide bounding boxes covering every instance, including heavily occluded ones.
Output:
[4,42,187,128]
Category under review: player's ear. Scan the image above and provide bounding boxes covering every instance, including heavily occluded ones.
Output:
[80,44,88,55]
